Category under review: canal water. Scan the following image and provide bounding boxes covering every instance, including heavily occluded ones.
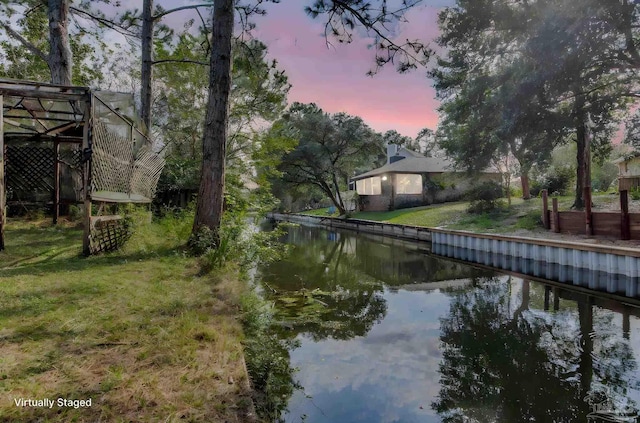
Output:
[257,224,640,423]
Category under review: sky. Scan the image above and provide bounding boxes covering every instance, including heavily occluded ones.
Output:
[249,2,451,138]
[157,0,456,138]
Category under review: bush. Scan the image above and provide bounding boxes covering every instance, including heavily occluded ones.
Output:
[631,187,640,201]
[531,166,574,196]
[466,181,504,214]
[591,161,618,192]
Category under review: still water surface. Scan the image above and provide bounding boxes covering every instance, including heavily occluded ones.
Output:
[257,224,640,423]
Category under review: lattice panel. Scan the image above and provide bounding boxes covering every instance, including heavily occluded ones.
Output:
[130,145,165,199]
[92,120,134,194]
[89,217,132,254]
[58,147,82,168]
[5,145,54,198]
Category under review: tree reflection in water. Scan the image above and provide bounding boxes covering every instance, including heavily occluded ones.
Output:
[434,276,640,422]
[259,227,388,341]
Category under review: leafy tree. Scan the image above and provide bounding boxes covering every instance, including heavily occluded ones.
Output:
[433,0,633,207]
[382,129,418,151]
[154,32,291,204]
[415,127,440,157]
[0,1,107,85]
[273,103,384,215]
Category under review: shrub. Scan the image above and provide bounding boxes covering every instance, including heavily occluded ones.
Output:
[591,161,618,192]
[631,187,640,201]
[466,181,504,214]
[68,205,83,222]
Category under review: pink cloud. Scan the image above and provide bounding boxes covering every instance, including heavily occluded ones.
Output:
[252,3,445,138]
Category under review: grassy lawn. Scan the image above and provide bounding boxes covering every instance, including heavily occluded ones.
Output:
[0,216,252,422]
[298,207,340,217]
[300,193,620,233]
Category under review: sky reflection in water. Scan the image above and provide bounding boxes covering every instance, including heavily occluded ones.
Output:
[257,225,640,423]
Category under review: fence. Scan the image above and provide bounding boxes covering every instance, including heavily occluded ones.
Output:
[542,188,639,240]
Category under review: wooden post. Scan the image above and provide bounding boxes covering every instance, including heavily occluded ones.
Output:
[53,140,60,225]
[621,190,630,240]
[542,189,549,229]
[552,198,560,233]
[584,186,592,236]
[0,95,4,251]
[82,97,92,256]
[552,287,560,311]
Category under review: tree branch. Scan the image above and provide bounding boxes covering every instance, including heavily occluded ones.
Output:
[70,6,139,38]
[152,59,209,66]
[153,4,212,22]
[0,22,48,63]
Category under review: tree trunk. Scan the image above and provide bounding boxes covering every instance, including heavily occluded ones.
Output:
[332,172,346,214]
[47,0,72,85]
[573,93,588,210]
[192,0,234,238]
[520,169,531,200]
[140,0,154,133]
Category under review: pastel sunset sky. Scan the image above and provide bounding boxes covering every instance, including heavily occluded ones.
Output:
[249,1,455,137]
[155,1,456,138]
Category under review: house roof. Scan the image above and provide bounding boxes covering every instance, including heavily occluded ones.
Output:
[352,156,453,181]
[352,148,499,181]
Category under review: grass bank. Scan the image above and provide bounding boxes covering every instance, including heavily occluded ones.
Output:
[0,215,254,422]
[299,193,620,233]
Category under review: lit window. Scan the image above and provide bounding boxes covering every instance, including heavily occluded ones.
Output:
[396,174,422,194]
[356,176,382,195]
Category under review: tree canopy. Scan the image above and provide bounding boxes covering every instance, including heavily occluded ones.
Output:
[433,0,638,206]
[272,102,384,215]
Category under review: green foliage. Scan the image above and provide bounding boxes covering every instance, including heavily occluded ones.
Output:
[433,0,634,205]
[515,210,543,230]
[540,166,574,196]
[272,102,385,213]
[466,181,504,214]
[68,205,83,222]
[154,34,290,195]
[591,160,618,192]
[0,2,109,86]
[631,187,640,201]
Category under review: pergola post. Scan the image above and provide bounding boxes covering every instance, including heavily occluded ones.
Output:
[0,95,5,251]
[82,97,92,256]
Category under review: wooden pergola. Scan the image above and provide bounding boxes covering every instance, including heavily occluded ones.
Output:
[0,78,164,255]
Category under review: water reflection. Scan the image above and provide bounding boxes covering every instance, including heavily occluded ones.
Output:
[259,225,640,423]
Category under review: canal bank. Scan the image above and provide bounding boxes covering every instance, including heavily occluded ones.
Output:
[269,212,640,299]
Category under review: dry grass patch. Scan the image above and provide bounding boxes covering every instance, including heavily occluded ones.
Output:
[0,218,254,423]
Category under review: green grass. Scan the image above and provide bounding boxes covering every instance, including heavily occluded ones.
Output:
[298,207,340,217]
[0,215,253,422]
[299,193,621,234]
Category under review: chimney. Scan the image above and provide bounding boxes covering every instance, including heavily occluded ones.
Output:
[386,144,398,164]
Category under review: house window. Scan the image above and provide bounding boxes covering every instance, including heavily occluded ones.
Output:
[396,174,422,194]
[356,176,382,195]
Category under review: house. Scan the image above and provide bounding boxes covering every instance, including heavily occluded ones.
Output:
[615,154,640,191]
[351,145,501,212]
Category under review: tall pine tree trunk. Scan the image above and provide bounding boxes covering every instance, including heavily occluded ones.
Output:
[192,0,234,238]
[140,0,153,132]
[47,0,72,85]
